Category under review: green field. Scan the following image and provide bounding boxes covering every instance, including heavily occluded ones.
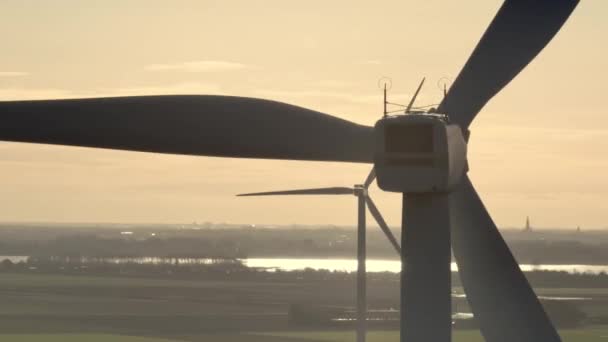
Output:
[258,330,608,342]
[3,330,608,342]
[0,335,178,342]
[1,272,608,341]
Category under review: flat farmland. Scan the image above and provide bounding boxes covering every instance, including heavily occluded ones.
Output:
[0,272,606,341]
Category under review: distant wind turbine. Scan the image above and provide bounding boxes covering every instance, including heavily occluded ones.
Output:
[238,167,400,342]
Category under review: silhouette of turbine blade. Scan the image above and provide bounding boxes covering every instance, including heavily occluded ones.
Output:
[363,168,376,189]
[365,196,401,255]
[0,95,373,163]
[438,0,579,129]
[450,175,560,342]
[237,187,354,197]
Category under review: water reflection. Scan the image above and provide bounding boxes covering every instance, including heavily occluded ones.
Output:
[245,258,608,275]
[3,256,608,275]
[453,293,591,301]
[0,256,28,263]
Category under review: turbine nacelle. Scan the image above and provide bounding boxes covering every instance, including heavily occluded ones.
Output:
[373,113,467,194]
[352,184,367,197]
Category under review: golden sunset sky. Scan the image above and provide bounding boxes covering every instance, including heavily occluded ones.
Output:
[0,0,606,229]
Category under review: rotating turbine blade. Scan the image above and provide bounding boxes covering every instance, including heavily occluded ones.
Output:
[450,175,559,342]
[0,95,373,163]
[365,196,401,255]
[237,187,354,197]
[438,0,579,128]
[363,168,376,189]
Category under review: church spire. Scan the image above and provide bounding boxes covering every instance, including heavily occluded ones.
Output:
[524,216,532,232]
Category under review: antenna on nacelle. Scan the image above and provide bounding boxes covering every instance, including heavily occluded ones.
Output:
[437,77,451,101]
[405,77,426,113]
[384,83,387,117]
[378,77,392,117]
[379,77,435,116]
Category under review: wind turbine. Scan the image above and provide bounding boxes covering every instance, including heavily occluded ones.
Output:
[238,167,401,342]
[0,1,580,341]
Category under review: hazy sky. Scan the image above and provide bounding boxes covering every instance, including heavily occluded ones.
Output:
[0,0,606,229]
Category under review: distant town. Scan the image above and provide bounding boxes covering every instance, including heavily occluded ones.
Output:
[0,219,607,264]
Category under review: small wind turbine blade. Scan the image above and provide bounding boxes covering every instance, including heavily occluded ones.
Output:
[365,196,401,256]
[450,176,560,342]
[363,168,376,189]
[405,77,426,113]
[237,187,354,197]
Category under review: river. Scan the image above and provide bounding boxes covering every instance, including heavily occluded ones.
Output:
[3,255,608,275]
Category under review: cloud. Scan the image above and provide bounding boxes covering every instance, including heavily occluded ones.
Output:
[0,82,223,100]
[0,71,29,77]
[110,82,223,96]
[253,88,415,106]
[312,80,354,88]
[357,60,382,65]
[0,87,82,100]
[0,143,117,167]
[144,60,251,73]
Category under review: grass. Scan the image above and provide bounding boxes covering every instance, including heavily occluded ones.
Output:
[4,329,608,342]
[0,334,179,342]
[254,328,608,342]
[0,272,288,289]
[1,272,608,341]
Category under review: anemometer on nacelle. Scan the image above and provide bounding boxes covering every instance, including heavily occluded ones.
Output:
[373,78,468,194]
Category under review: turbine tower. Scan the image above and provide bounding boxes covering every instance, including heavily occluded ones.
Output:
[0,1,580,341]
[237,167,401,342]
